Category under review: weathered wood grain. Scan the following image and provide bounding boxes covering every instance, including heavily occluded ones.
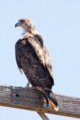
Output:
[0,85,80,118]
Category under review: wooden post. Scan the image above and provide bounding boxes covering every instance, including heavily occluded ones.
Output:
[0,85,80,119]
[37,112,49,120]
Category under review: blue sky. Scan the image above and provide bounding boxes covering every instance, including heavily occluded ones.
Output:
[0,0,80,120]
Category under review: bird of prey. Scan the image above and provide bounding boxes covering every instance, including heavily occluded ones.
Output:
[15,18,59,111]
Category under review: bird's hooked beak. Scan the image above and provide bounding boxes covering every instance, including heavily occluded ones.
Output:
[15,20,22,27]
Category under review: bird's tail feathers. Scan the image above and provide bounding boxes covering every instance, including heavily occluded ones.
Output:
[42,89,59,111]
[36,87,59,111]
[48,92,59,111]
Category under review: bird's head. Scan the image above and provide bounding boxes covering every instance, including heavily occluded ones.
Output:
[15,18,37,34]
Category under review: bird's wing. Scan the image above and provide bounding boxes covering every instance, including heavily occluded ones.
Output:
[15,38,54,85]
[15,34,54,85]
[29,34,53,77]
[28,35,45,65]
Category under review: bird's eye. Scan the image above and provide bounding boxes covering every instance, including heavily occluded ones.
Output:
[20,19,25,23]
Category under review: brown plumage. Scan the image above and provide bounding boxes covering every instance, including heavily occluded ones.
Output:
[15,18,59,111]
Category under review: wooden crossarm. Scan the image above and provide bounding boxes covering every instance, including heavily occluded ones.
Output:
[0,85,80,119]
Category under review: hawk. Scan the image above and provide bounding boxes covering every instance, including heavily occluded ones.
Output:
[15,18,59,111]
